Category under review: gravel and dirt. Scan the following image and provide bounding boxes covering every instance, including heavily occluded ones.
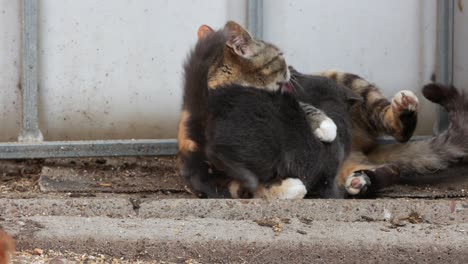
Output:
[1,157,467,263]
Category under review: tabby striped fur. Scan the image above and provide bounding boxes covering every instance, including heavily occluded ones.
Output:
[320,70,468,194]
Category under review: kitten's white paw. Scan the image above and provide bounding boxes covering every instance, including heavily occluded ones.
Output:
[280,178,307,199]
[228,181,241,198]
[392,90,419,113]
[314,118,337,142]
[258,178,307,199]
[345,171,371,195]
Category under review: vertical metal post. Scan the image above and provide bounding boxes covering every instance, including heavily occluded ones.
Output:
[435,0,454,134]
[19,0,43,142]
[248,0,263,39]
[18,0,43,142]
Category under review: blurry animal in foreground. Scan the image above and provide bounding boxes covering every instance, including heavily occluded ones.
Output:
[0,229,14,264]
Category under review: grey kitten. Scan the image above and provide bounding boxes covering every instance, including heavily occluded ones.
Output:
[231,67,361,199]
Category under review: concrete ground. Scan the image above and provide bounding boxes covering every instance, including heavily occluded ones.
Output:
[1,158,467,263]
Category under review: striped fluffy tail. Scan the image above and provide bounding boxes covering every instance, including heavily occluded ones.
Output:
[368,83,468,177]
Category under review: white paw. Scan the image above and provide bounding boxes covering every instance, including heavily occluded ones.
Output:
[345,172,371,195]
[280,178,307,199]
[314,118,337,142]
[228,181,240,198]
[259,178,307,199]
[392,90,419,113]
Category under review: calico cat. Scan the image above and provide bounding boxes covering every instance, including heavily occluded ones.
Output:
[181,26,360,198]
[319,71,468,196]
[178,21,336,197]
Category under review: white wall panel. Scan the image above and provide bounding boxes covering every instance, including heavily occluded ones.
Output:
[454,0,468,89]
[38,0,246,140]
[0,1,454,141]
[0,0,21,141]
[263,0,438,135]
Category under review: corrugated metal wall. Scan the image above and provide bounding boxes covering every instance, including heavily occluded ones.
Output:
[0,0,465,141]
[0,0,22,141]
[263,0,438,135]
[0,0,246,141]
[454,0,468,89]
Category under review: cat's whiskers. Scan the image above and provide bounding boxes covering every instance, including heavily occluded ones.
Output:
[290,76,305,92]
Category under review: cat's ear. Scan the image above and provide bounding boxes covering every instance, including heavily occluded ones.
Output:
[197,25,215,40]
[224,21,255,58]
[343,87,363,104]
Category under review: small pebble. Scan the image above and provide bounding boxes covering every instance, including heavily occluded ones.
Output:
[33,248,43,255]
[297,230,307,235]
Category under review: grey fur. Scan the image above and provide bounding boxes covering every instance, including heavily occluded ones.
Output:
[367,84,468,177]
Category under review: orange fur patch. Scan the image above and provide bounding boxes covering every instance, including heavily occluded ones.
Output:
[383,105,399,132]
[0,230,14,264]
[177,110,198,153]
[336,152,376,187]
[197,25,214,40]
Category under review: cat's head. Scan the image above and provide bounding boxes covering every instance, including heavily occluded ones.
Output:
[197,21,291,92]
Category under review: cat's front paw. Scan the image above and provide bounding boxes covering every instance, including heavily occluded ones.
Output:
[392,90,419,114]
[391,90,419,142]
[314,118,337,143]
[256,178,307,199]
[276,178,307,199]
[345,171,371,195]
[228,181,253,198]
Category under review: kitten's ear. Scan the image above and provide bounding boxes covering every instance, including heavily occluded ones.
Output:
[197,25,215,40]
[224,21,255,58]
[343,87,363,104]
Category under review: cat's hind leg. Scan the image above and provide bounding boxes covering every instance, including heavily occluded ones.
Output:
[207,151,260,198]
[338,152,400,196]
[178,152,230,198]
